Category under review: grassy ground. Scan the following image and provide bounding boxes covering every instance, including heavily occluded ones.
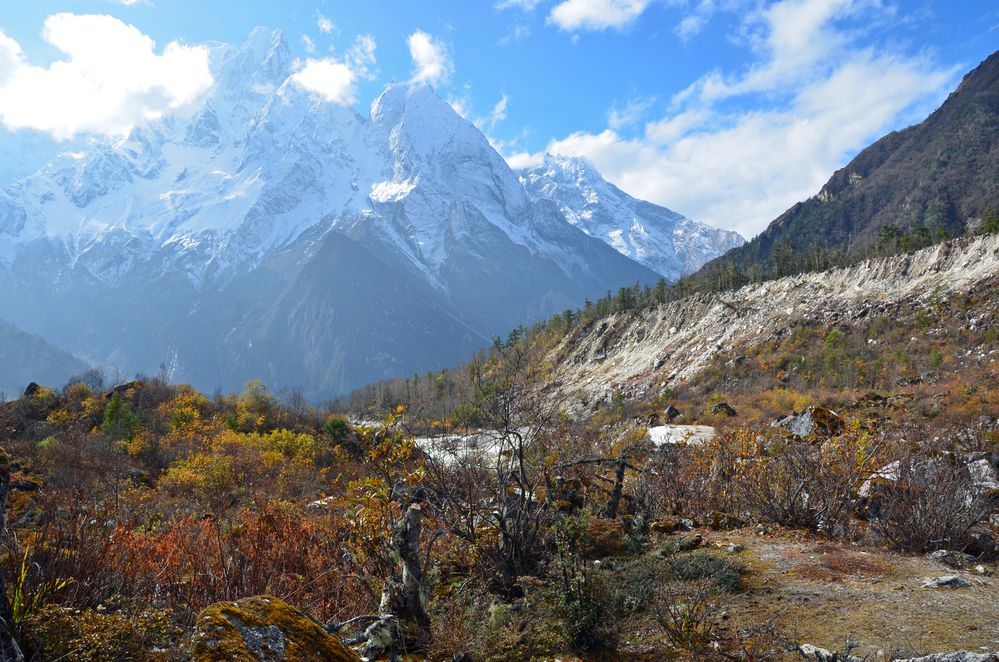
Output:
[699,528,998,659]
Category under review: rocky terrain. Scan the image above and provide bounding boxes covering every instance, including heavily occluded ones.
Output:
[549,233,999,411]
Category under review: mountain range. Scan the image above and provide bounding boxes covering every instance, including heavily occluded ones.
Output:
[0,29,739,398]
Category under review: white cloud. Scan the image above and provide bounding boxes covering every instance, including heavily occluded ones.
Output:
[496,0,543,10]
[607,96,656,129]
[316,14,335,34]
[675,0,715,40]
[500,24,532,44]
[111,0,151,5]
[301,34,316,54]
[548,0,653,31]
[517,0,958,238]
[489,94,510,126]
[0,13,212,139]
[506,150,545,169]
[347,34,378,79]
[447,96,472,119]
[407,30,452,86]
[291,58,357,105]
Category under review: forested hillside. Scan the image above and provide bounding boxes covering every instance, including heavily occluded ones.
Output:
[694,49,999,282]
[0,321,86,399]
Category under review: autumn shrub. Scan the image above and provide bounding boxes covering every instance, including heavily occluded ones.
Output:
[159,452,238,505]
[635,440,731,522]
[731,427,884,537]
[582,517,625,559]
[652,578,723,657]
[558,567,618,655]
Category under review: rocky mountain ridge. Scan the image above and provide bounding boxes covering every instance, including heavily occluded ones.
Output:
[521,154,744,279]
[548,233,999,411]
[697,49,999,277]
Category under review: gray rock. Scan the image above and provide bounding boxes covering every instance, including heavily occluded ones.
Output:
[929,549,975,569]
[892,653,999,661]
[712,402,737,417]
[774,405,845,439]
[676,533,703,551]
[921,575,971,589]
[795,643,862,661]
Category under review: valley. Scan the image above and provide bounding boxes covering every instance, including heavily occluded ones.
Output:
[0,7,996,662]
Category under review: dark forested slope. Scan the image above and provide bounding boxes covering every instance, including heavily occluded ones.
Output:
[700,49,999,276]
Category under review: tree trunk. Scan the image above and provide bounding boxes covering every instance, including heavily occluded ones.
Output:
[604,457,627,519]
[370,503,430,657]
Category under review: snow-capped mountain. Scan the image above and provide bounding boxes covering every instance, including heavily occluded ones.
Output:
[0,29,735,397]
[521,155,744,280]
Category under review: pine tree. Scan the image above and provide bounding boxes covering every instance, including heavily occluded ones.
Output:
[983,205,999,234]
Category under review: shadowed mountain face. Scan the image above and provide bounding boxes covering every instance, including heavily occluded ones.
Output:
[699,49,999,274]
[0,29,714,398]
[0,320,87,398]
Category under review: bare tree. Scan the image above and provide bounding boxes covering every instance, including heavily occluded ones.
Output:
[423,337,568,587]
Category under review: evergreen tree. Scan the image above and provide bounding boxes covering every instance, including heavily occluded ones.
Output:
[983,205,999,234]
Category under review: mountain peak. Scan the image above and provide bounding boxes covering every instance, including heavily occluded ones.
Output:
[544,153,599,177]
[213,27,291,96]
[240,27,289,61]
[370,83,451,126]
[523,154,745,279]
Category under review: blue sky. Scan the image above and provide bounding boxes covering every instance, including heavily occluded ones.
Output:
[0,0,996,236]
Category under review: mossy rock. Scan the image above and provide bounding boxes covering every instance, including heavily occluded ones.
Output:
[192,595,359,662]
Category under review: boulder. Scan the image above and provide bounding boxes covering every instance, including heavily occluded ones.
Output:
[921,575,971,589]
[676,533,704,551]
[774,406,845,440]
[893,654,999,661]
[306,496,336,511]
[929,550,975,570]
[967,458,999,496]
[707,510,746,531]
[192,595,360,662]
[106,380,143,399]
[650,517,680,534]
[858,461,901,498]
[22,383,41,398]
[712,402,737,417]
[795,643,862,661]
[965,530,998,560]
[854,392,888,408]
[664,405,682,422]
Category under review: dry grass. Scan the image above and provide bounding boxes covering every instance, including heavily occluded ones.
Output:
[789,543,896,582]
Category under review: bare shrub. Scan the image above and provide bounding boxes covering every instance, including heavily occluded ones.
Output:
[732,428,884,537]
[867,456,994,552]
[652,578,723,656]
